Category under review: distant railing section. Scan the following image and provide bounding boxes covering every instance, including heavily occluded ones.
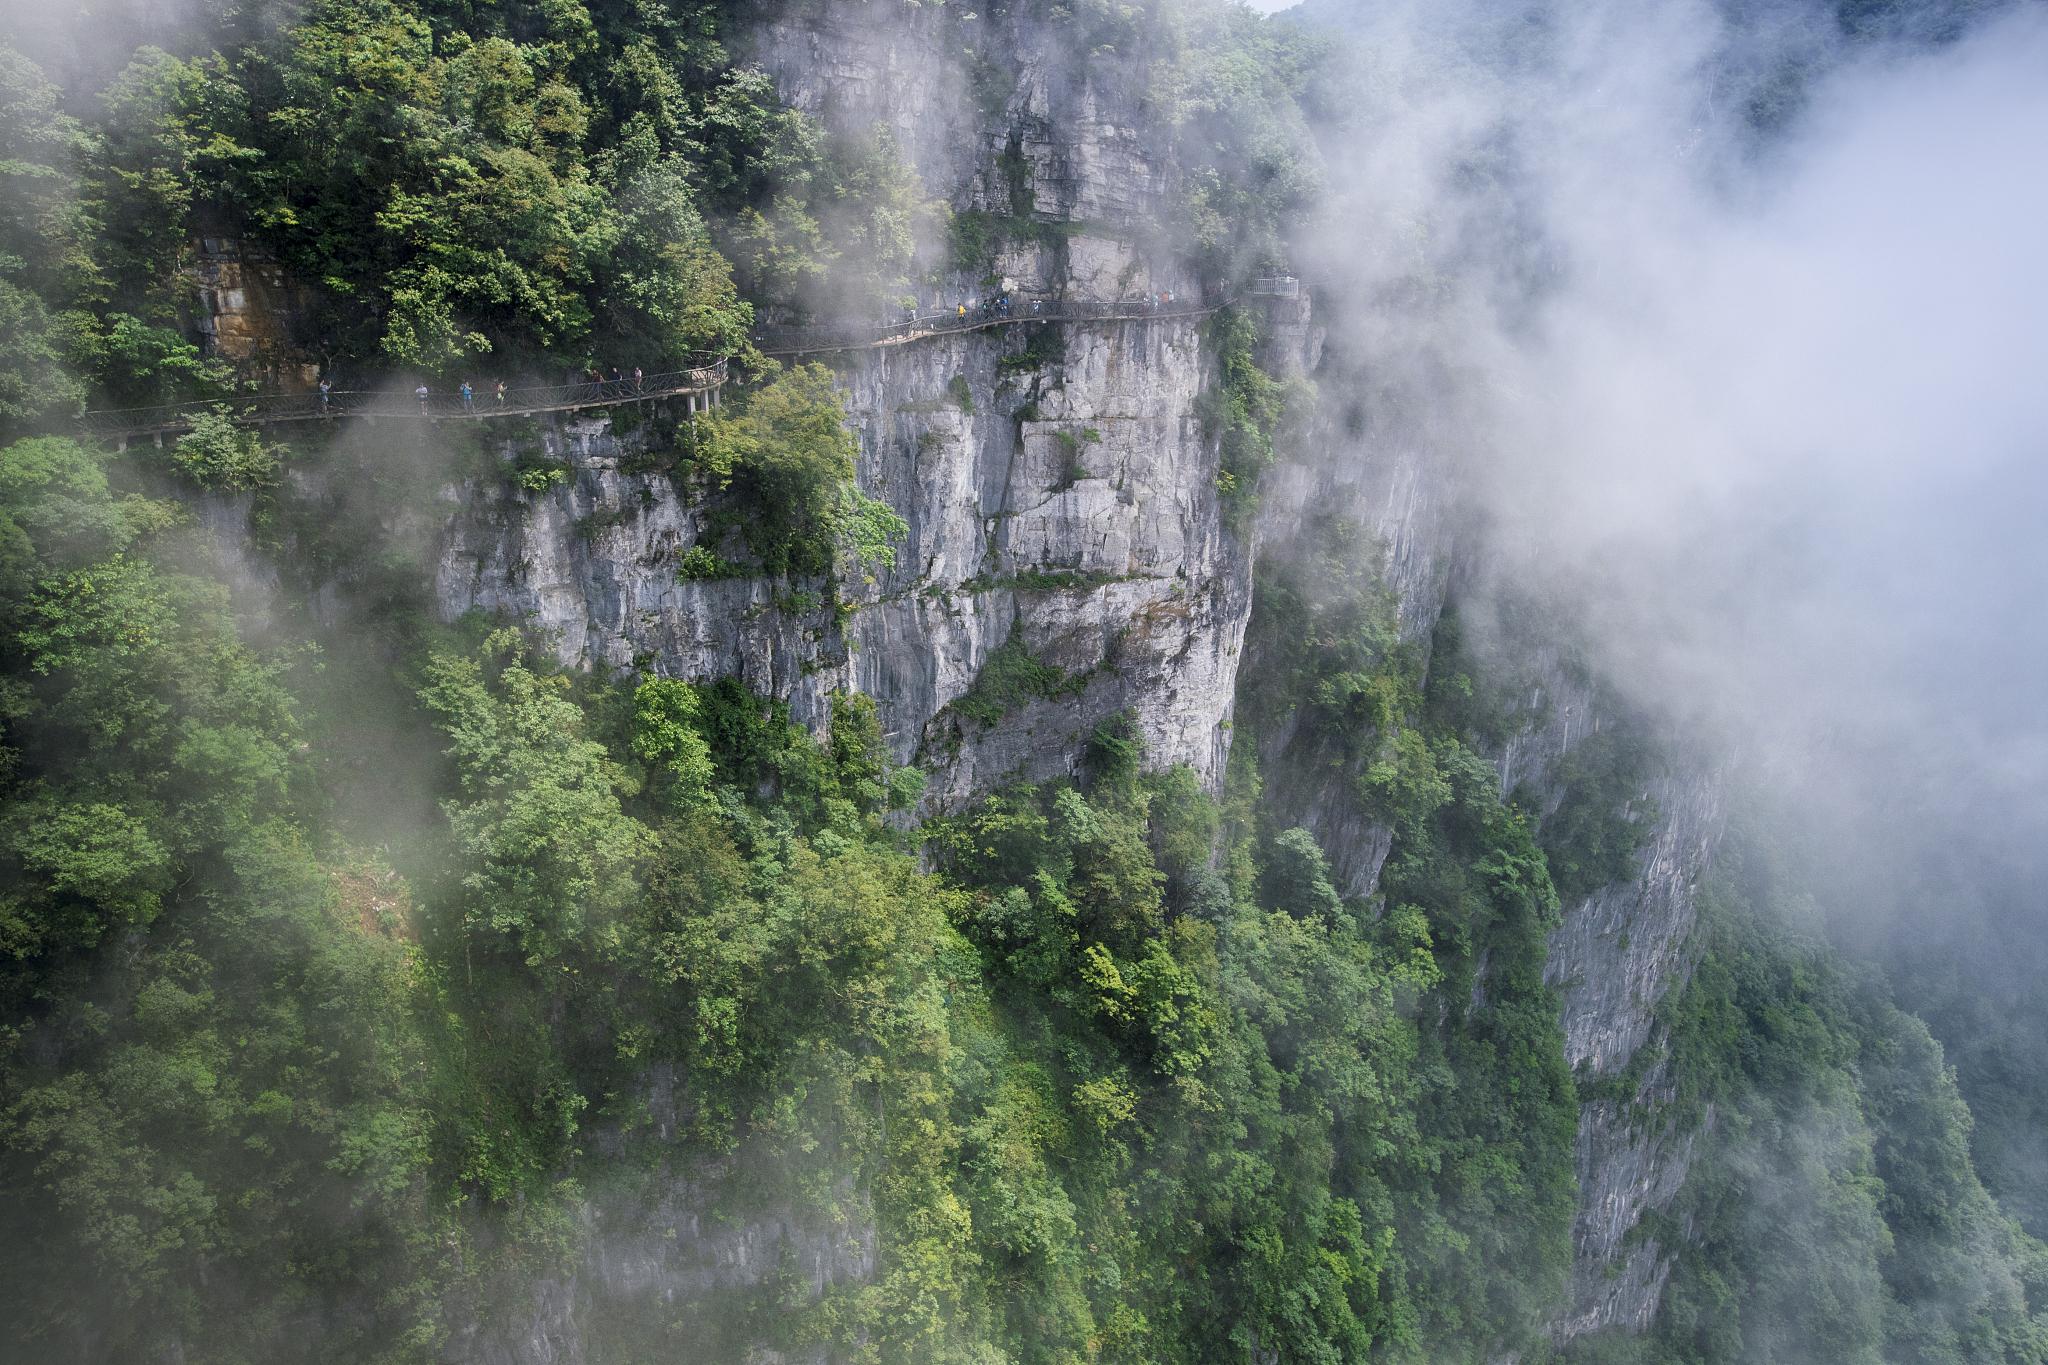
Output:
[77,358,728,440]
[754,293,1226,356]
[1246,275,1301,299]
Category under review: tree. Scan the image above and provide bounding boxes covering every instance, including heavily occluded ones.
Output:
[699,362,902,578]
[419,635,652,966]
[168,409,279,490]
[630,677,715,810]
[0,50,91,429]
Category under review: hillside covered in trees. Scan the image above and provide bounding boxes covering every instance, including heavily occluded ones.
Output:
[1,0,2043,1362]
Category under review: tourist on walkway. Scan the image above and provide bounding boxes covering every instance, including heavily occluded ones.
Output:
[632,366,643,393]
[318,378,331,413]
[495,379,507,406]
[460,380,474,414]
[415,383,430,415]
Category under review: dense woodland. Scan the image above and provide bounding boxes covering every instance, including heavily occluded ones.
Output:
[0,0,2043,1362]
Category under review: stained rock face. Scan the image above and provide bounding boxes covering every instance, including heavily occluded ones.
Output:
[1488,648,1727,1344]
[1546,767,1723,1341]
[187,236,322,387]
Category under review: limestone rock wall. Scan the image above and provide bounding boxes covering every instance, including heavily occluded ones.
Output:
[434,309,1249,808]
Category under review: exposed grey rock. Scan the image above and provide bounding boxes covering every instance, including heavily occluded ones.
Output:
[1549,771,1723,1077]
[433,312,1248,809]
[1506,649,1727,1343]
[1553,1091,1701,1342]
[1544,764,1723,1342]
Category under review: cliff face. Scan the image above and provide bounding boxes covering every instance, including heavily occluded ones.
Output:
[435,314,1251,809]
[423,9,1262,1356]
[425,379,1712,1358]
[1509,668,1725,1342]
[437,0,1229,811]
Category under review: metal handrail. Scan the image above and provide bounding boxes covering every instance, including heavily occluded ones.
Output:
[77,359,728,438]
[754,293,1226,356]
[76,278,1305,436]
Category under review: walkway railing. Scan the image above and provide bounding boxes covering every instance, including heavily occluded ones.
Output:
[755,293,1224,357]
[78,359,728,441]
[77,283,1277,438]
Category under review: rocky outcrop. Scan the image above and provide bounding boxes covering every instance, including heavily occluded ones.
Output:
[1546,767,1722,1342]
[434,309,1253,807]
[186,236,322,388]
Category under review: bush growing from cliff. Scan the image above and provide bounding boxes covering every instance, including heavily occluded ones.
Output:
[943,631,1090,733]
[1203,306,1293,520]
[1533,729,1663,903]
[168,409,279,490]
[698,362,903,578]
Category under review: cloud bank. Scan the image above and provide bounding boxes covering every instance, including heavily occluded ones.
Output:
[1306,0,2048,915]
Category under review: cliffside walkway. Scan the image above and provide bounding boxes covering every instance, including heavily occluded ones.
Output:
[77,277,1301,441]
[79,359,729,444]
[753,293,1229,357]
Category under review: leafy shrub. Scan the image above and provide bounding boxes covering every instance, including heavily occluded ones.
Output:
[676,544,742,581]
[169,410,279,490]
[698,364,903,578]
[950,633,1077,728]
